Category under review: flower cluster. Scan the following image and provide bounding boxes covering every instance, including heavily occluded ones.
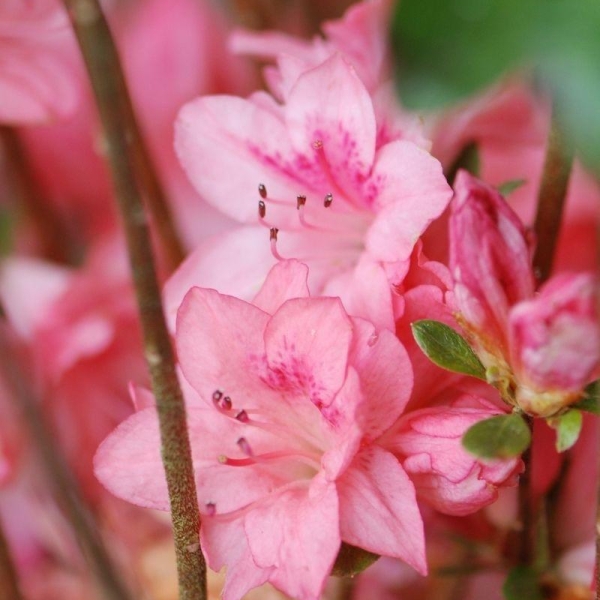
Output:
[0,1,598,599]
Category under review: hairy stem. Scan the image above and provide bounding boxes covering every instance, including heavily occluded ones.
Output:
[65,2,184,273]
[61,1,205,598]
[532,114,574,284]
[0,330,132,600]
[0,127,77,264]
[0,516,23,600]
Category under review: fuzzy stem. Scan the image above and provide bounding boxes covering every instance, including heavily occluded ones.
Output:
[0,127,77,264]
[0,330,132,600]
[532,113,574,284]
[65,2,185,273]
[61,1,206,598]
[0,517,23,600]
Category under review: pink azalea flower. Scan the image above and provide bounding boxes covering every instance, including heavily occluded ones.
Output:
[0,0,79,124]
[95,260,426,599]
[382,395,522,516]
[171,52,450,329]
[450,171,600,417]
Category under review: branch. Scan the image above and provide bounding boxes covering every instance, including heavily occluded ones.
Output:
[0,516,23,600]
[0,330,132,600]
[61,1,205,597]
[532,112,574,284]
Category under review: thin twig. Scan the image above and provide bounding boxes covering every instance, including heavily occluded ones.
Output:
[61,1,205,598]
[0,516,23,600]
[0,127,77,264]
[531,113,574,284]
[66,3,184,273]
[0,329,132,600]
[517,108,574,570]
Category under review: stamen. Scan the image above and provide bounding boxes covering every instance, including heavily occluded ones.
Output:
[205,502,216,516]
[212,390,232,412]
[296,194,317,230]
[237,437,253,456]
[296,195,306,209]
[269,228,286,261]
[218,449,321,470]
[258,183,267,199]
[235,409,249,423]
[324,193,333,208]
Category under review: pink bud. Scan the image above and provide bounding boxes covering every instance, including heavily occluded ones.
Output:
[509,273,600,416]
[450,171,534,355]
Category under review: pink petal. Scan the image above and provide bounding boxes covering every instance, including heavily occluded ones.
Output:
[285,53,376,201]
[201,515,272,600]
[450,171,534,349]
[94,408,168,510]
[509,272,600,392]
[244,475,340,600]
[337,446,426,574]
[348,318,413,439]
[252,259,310,314]
[365,141,452,263]
[164,226,277,331]
[176,287,271,405]
[322,256,395,331]
[175,94,302,224]
[263,297,352,407]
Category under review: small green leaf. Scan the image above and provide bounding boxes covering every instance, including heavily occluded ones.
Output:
[502,566,543,600]
[547,409,583,452]
[331,543,379,577]
[496,179,526,197]
[462,413,531,459]
[411,320,486,379]
[573,380,600,415]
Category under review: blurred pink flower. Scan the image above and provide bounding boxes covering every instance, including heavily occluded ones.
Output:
[96,260,426,599]
[0,0,79,124]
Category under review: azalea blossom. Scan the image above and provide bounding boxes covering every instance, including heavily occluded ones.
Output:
[450,170,600,417]
[96,260,426,599]
[170,50,450,330]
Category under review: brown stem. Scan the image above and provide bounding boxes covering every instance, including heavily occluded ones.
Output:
[61,1,205,598]
[0,516,23,600]
[67,2,184,273]
[531,113,574,285]
[0,127,77,264]
[0,330,132,600]
[517,416,535,567]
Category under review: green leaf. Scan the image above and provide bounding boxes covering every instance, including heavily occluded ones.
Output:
[573,380,600,415]
[502,566,543,600]
[462,413,531,459]
[547,409,583,452]
[331,543,379,577]
[496,179,526,197]
[391,0,600,173]
[411,320,486,379]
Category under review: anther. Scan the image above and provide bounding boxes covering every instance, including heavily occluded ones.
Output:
[237,437,253,456]
[324,193,333,207]
[235,409,249,423]
[269,227,278,241]
[205,502,216,516]
[212,390,232,411]
[258,183,267,199]
[296,195,306,209]
[258,200,266,219]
